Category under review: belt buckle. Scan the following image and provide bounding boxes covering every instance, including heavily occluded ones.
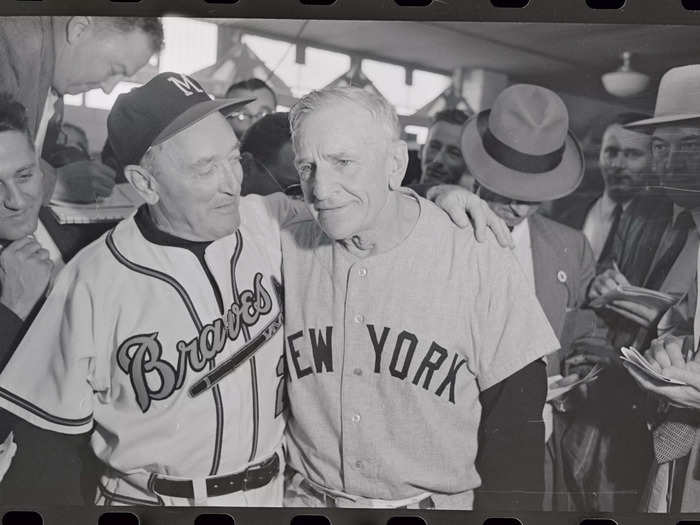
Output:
[242,454,274,491]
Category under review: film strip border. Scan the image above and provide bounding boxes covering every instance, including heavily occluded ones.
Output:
[0,1,698,524]
[0,510,698,524]
[0,0,696,24]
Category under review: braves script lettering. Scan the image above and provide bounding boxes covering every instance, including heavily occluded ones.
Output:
[117,273,272,412]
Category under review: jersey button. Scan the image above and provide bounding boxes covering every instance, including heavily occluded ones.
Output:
[354,314,365,324]
[358,267,368,277]
[353,368,363,376]
[355,460,364,469]
[352,413,361,423]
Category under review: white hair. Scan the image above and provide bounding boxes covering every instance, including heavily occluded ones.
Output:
[139,142,172,177]
[289,87,401,146]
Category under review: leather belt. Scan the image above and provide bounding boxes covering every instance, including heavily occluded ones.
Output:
[152,453,279,499]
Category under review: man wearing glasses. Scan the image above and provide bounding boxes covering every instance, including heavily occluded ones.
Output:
[225,79,277,139]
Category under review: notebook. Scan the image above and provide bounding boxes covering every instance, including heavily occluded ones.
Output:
[49,183,143,225]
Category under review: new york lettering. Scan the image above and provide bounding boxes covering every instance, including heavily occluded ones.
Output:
[117,273,273,412]
[287,323,469,404]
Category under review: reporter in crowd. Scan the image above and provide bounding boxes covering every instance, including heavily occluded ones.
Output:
[0,16,164,204]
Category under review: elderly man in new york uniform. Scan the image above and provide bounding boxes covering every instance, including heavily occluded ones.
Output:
[280,87,560,510]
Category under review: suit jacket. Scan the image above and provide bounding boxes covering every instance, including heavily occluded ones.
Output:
[529,214,597,371]
[600,195,675,350]
[0,17,58,139]
[553,193,601,232]
[561,194,675,512]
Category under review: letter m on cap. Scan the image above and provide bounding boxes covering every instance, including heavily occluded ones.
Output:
[167,74,204,97]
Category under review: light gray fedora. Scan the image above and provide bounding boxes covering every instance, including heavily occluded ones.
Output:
[627,65,700,131]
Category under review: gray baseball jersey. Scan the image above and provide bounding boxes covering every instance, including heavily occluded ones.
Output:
[279,191,559,506]
[0,194,300,506]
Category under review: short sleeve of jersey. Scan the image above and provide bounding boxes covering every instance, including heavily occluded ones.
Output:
[259,192,310,229]
[0,265,96,435]
[467,236,560,391]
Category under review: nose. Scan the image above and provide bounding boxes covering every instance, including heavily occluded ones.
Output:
[2,181,26,211]
[666,145,687,173]
[221,159,243,195]
[310,169,336,201]
[101,76,122,95]
[432,148,447,167]
[610,153,625,169]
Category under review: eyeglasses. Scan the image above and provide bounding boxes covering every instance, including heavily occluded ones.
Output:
[226,110,271,123]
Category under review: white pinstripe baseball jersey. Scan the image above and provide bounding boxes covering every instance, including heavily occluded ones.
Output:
[0,193,301,505]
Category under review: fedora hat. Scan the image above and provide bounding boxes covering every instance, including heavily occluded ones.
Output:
[461,84,584,202]
[626,65,700,131]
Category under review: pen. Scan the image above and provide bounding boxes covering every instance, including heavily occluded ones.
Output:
[612,259,620,274]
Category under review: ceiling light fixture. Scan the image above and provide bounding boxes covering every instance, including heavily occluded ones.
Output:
[602,51,650,98]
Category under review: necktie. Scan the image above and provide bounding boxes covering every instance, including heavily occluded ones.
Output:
[646,210,695,291]
[599,203,623,262]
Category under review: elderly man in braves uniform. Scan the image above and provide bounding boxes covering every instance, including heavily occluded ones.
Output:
[0,74,508,506]
[280,87,560,510]
[0,73,301,506]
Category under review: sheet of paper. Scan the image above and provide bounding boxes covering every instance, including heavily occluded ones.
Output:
[0,432,17,483]
[620,346,688,386]
[589,285,682,311]
[49,183,143,224]
[547,363,603,401]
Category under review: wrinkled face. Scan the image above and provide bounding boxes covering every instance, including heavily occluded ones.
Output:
[54,24,154,95]
[651,124,700,209]
[599,124,652,203]
[226,88,276,138]
[0,131,42,242]
[477,186,541,229]
[294,102,400,241]
[151,113,244,241]
[420,121,467,185]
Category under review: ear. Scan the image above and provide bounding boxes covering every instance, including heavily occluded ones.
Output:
[388,140,409,191]
[66,17,94,45]
[124,164,160,205]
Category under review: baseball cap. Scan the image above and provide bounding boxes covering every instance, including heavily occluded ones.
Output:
[107,72,254,167]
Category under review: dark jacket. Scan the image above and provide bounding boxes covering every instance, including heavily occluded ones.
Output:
[529,213,597,369]
[554,193,601,232]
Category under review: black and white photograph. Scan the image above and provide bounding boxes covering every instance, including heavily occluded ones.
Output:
[0,14,699,517]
